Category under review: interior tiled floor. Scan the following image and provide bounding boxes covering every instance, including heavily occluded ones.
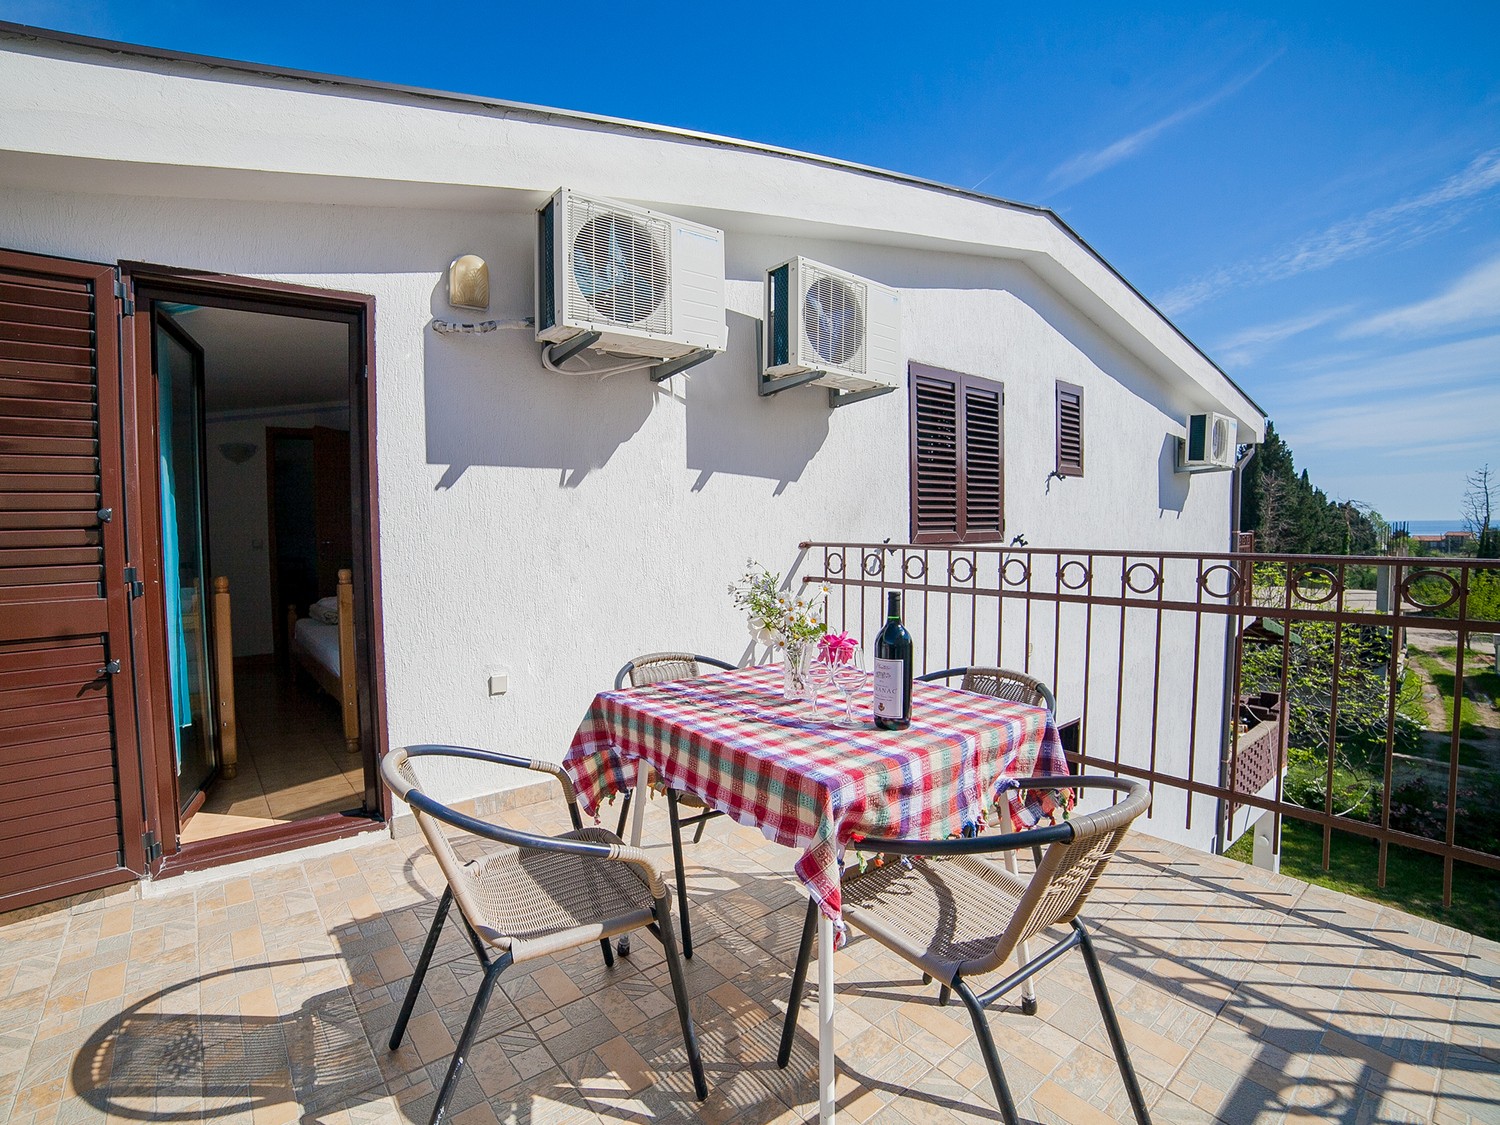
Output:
[1,793,1496,1125]
[180,663,363,844]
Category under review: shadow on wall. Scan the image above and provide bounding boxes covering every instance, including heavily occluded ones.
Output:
[422,318,655,490]
[1158,434,1190,514]
[683,310,829,493]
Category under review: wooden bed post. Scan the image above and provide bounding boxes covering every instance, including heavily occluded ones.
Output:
[213,576,238,780]
[337,568,359,754]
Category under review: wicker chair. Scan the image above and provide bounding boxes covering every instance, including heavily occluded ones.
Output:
[381,745,707,1124]
[777,775,1152,1125]
[917,666,1056,715]
[611,652,734,958]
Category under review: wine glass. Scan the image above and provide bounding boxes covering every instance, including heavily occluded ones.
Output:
[805,656,837,719]
[830,647,869,728]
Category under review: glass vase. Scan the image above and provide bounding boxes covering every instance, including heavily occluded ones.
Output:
[782,639,815,703]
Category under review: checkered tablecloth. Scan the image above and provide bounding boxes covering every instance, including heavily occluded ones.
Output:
[563,664,1069,927]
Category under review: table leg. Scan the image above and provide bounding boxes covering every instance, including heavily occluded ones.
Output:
[617,759,652,957]
[1003,850,1038,1013]
[818,910,836,1125]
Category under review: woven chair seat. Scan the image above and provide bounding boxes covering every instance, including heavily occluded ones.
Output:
[466,827,657,960]
[843,855,1030,984]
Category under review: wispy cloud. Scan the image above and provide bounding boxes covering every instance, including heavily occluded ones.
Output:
[1213,306,1350,368]
[1044,56,1280,192]
[1344,252,1500,337]
[1272,331,1500,404]
[1162,147,1500,314]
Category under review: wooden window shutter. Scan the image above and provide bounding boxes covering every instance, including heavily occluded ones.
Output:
[1056,380,1083,477]
[962,380,1003,538]
[909,362,1004,544]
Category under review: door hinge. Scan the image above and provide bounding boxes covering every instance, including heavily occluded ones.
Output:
[96,659,121,676]
[97,508,113,523]
[142,831,162,864]
[123,566,144,599]
[114,276,135,317]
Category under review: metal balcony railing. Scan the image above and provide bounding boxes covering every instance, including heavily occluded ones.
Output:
[799,541,1500,906]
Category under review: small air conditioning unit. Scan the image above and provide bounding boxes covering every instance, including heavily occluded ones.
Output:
[1177,412,1238,472]
[536,188,728,361]
[763,257,901,393]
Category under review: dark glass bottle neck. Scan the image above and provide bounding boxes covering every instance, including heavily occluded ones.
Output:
[886,591,901,620]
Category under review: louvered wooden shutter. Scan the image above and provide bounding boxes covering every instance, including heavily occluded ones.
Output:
[1056,380,1083,477]
[963,381,1003,537]
[911,367,960,542]
[909,363,1004,544]
[0,251,145,911]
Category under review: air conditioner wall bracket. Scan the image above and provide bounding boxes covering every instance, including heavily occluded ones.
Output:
[650,349,716,383]
[544,331,602,367]
[829,384,896,410]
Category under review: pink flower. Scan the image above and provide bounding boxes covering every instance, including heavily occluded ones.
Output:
[818,631,859,664]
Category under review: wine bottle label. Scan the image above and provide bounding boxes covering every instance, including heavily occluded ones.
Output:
[873,658,904,718]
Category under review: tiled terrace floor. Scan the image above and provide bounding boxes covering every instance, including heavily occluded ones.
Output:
[2,794,1497,1125]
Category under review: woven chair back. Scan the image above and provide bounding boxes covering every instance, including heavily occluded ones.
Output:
[960,667,1051,710]
[980,783,1149,973]
[624,653,705,688]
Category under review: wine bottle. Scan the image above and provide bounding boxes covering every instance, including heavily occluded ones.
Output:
[872,591,912,730]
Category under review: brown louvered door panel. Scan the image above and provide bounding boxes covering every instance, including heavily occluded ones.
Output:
[0,250,146,911]
[962,380,1004,539]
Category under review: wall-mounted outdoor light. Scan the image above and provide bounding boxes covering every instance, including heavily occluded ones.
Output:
[219,442,257,464]
[448,254,490,311]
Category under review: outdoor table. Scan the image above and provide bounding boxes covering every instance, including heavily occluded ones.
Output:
[563,663,1068,1125]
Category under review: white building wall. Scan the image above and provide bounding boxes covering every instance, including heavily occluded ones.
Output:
[0,39,1252,852]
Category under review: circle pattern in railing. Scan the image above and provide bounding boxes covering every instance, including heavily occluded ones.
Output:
[1199,563,1242,601]
[1399,568,1460,612]
[862,551,884,578]
[1124,561,1162,595]
[1002,557,1030,586]
[903,555,927,581]
[825,552,845,576]
[1293,565,1341,604]
[949,557,976,584]
[1058,560,1091,591]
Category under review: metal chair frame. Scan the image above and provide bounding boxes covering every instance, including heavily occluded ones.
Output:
[383,745,708,1124]
[776,775,1152,1125]
[610,652,735,959]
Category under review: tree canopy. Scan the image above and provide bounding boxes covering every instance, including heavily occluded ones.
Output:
[1239,421,1385,555]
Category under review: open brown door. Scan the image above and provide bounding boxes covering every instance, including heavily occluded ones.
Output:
[0,250,148,912]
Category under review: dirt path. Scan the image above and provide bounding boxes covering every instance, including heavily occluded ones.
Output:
[1404,637,1500,772]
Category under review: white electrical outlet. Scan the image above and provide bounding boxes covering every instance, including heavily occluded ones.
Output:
[488,672,509,696]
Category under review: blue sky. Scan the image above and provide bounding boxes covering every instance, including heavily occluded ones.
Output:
[6,2,1497,523]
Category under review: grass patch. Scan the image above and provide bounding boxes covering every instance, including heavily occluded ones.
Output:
[1401,739,1489,768]
[1226,817,1500,942]
[1409,651,1490,738]
[1397,667,1427,727]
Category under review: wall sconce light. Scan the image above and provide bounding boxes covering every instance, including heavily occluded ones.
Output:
[219,442,258,464]
[448,254,490,311]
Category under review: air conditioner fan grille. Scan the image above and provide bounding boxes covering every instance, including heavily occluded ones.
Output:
[801,267,866,372]
[566,200,672,331]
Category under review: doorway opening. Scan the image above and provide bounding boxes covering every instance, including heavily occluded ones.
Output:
[134,287,381,860]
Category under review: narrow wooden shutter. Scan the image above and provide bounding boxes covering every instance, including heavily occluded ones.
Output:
[1056,380,1083,477]
[909,362,1004,544]
[0,251,144,910]
[910,366,960,542]
[962,381,1003,539]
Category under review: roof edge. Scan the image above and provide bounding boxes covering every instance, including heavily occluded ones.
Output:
[0,19,1266,426]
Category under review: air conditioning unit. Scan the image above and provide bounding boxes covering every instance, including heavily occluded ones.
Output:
[536,189,728,361]
[1177,412,1238,472]
[763,257,901,393]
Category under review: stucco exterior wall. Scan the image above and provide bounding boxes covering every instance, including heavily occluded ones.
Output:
[0,36,1254,852]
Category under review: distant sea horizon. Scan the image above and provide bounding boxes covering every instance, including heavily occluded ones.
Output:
[1394,518,1467,535]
